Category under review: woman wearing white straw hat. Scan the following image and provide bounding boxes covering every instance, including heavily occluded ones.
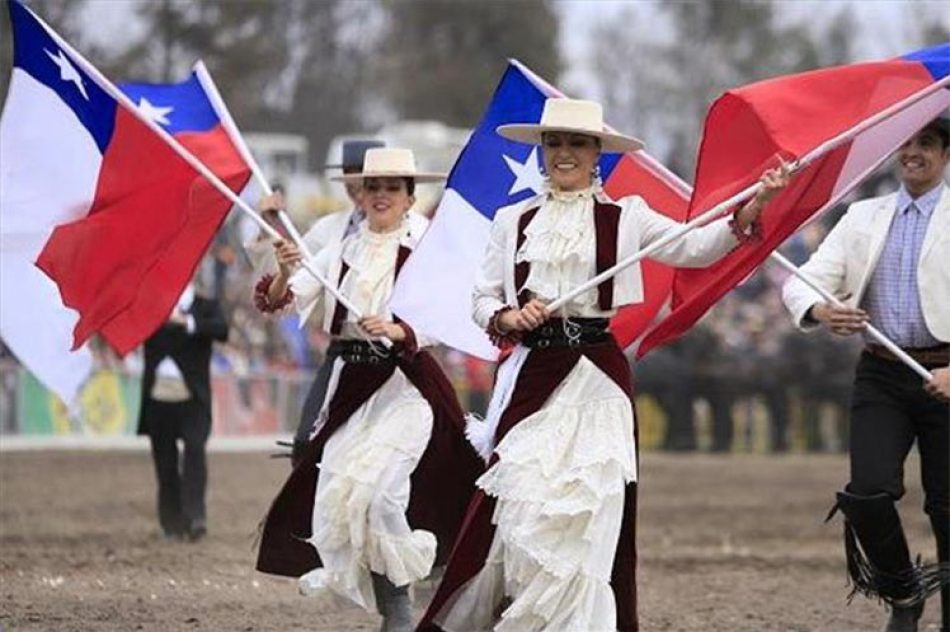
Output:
[252,139,390,466]
[420,98,789,632]
[255,148,483,632]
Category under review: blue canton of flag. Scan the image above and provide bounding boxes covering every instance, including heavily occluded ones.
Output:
[449,61,622,221]
[120,71,222,135]
[8,0,115,150]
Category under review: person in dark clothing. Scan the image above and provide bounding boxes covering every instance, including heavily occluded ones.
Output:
[782,117,950,632]
[138,284,228,541]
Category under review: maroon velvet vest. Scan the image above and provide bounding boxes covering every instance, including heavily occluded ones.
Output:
[329,245,412,335]
[514,199,622,310]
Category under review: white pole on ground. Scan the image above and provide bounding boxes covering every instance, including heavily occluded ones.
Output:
[193,62,312,258]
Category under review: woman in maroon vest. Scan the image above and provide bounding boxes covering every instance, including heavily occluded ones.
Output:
[420,99,788,631]
[255,148,482,632]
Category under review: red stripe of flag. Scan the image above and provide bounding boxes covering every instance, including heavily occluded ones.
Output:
[638,56,944,357]
[36,107,250,355]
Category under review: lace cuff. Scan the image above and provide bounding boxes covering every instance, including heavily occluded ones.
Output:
[254,274,293,313]
[728,210,764,245]
[487,306,521,350]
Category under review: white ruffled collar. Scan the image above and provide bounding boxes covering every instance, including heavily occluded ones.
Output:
[343,218,404,275]
[542,178,603,203]
[358,218,406,242]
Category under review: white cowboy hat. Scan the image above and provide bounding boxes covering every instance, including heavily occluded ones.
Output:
[496,98,644,154]
[331,148,445,183]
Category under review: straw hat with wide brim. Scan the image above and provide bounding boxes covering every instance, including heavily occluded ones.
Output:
[496,98,644,154]
[330,148,446,183]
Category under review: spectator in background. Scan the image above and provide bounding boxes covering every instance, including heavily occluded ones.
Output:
[138,273,228,542]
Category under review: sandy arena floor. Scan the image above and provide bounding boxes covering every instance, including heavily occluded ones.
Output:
[0,450,943,631]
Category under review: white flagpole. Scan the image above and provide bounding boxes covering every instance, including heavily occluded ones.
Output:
[191,62,393,347]
[546,72,950,313]
[33,11,389,344]
[770,253,933,381]
[546,176,768,313]
[192,62,310,257]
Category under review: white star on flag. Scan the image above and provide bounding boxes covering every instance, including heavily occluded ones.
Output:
[502,147,544,196]
[44,48,88,101]
[136,97,174,127]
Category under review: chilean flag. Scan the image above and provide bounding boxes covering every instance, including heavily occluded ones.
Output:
[390,59,686,359]
[0,0,250,402]
[638,43,950,357]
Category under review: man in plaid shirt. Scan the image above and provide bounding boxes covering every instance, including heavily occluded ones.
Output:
[783,114,949,632]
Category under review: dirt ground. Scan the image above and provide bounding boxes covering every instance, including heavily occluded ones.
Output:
[0,450,943,631]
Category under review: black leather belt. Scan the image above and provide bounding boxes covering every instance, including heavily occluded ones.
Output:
[523,318,612,349]
[327,339,395,365]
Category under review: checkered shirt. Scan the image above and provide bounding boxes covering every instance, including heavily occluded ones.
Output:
[861,183,944,348]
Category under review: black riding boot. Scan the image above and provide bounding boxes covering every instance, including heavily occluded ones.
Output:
[830,491,922,631]
[829,491,950,632]
[830,491,919,603]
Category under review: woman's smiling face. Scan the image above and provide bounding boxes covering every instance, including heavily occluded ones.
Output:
[361,177,414,232]
[541,131,601,192]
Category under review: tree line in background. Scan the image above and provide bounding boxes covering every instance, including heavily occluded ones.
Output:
[1,0,947,181]
[0,0,561,169]
[590,1,949,176]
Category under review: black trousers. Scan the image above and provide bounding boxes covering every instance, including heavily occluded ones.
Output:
[849,351,949,624]
[146,399,211,536]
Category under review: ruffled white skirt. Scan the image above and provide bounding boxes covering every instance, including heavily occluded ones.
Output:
[437,354,637,631]
[298,364,436,612]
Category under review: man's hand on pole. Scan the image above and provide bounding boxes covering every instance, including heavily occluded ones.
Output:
[924,367,950,402]
[808,301,870,336]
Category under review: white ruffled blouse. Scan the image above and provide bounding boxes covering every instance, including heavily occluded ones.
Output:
[516,182,600,314]
[472,184,742,329]
[334,223,402,339]
[290,219,411,340]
